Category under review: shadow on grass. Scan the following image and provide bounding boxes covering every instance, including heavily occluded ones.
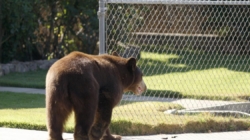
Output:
[139,49,250,76]
[0,92,45,109]
[0,69,47,89]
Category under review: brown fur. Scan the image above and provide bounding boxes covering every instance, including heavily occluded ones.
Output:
[46,51,146,140]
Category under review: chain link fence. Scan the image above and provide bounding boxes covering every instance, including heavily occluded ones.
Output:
[100,0,250,134]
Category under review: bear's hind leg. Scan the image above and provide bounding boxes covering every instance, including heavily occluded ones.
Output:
[46,95,72,140]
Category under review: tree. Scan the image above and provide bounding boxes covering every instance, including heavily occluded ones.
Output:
[0,0,99,63]
[34,0,99,59]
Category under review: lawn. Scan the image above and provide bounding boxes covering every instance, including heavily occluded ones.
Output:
[0,91,249,135]
[0,51,249,101]
[138,51,250,101]
[0,70,46,89]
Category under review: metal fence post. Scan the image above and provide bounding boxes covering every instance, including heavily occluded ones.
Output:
[98,0,106,54]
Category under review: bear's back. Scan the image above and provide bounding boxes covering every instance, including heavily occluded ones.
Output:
[49,51,96,73]
[46,52,123,87]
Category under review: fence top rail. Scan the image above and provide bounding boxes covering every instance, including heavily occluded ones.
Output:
[105,0,250,5]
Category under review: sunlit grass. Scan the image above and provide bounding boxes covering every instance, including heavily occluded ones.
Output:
[139,52,250,101]
[144,68,250,99]
[113,101,184,125]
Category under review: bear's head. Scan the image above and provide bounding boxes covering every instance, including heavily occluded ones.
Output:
[112,52,147,95]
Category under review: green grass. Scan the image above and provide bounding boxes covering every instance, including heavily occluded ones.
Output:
[138,51,250,101]
[0,92,250,135]
[0,51,250,101]
[0,70,46,88]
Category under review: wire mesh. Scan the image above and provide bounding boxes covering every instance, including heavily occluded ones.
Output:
[104,1,250,134]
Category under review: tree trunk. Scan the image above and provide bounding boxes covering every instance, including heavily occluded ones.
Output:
[45,1,56,59]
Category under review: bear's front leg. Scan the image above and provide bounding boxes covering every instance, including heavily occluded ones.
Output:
[101,128,121,140]
[89,95,115,140]
[73,94,99,140]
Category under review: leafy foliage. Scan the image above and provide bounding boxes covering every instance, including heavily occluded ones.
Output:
[0,0,40,63]
[0,0,99,63]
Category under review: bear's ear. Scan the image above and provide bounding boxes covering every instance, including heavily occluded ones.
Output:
[112,51,119,56]
[127,57,136,72]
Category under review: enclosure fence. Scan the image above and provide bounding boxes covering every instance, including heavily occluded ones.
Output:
[98,0,250,135]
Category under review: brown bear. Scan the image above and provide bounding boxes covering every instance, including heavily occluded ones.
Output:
[46,51,147,140]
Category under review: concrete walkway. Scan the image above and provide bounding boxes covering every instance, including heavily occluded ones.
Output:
[0,128,250,140]
[1,86,250,140]
[0,86,45,94]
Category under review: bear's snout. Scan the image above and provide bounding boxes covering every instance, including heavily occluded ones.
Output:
[135,79,147,95]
